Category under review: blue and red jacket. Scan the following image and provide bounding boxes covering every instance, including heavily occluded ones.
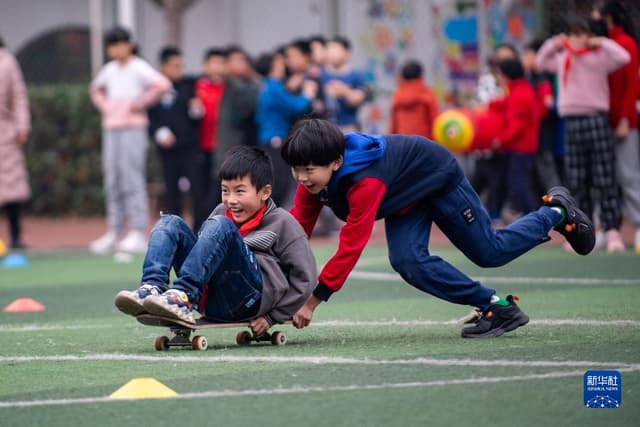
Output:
[290,133,464,300]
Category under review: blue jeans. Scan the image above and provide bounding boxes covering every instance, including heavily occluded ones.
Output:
[141,215,263,321]
[385,177,560,310]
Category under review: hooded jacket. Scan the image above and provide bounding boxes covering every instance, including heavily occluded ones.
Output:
[291,133,463,300]
[390,79,439,138]
[212,199,316,324]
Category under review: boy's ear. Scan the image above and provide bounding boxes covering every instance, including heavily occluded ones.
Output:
[332,156,344,171]
[260,184,273,201]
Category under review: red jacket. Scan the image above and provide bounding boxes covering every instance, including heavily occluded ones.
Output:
[488,78,539,154]
[608,26,639,130]
[195,78,225,152]
[390,79,439,138]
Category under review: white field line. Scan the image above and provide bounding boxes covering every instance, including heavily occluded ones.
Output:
[1,318,638,334]
[1,367,639,408]
[0,354,638,369]
[349,270,640,286]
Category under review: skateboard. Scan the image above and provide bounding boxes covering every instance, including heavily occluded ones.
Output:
[136,314,290,351]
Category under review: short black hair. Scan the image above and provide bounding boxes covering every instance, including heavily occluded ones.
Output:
[494,43,519,57]
[0,36,5,48]
[524,38,544,53]
[602,0,636,40]
[281,119,345,167]
[104,27,131,46]
[497,58,525,80]
[309,35,327,45]
[219,146,273,191]
[255,52,274,77]
[288,38,311,56]
[226,44,247,58]
[401,59,423,80]
[566,16,591,35]
[204,47,227,61]
[330,35,351,51]
[159,46,181,64]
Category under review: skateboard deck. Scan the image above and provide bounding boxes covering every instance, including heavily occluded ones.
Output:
[136,314,290,351]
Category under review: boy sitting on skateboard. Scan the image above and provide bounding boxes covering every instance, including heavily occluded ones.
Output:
[115,146,317,336]
[283,119,595,338]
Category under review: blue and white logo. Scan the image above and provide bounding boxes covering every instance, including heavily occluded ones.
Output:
[584,370,621,409]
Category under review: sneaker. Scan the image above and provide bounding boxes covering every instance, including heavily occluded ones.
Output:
[542,186,595,255]
[142,289,195,324]
[114,283,162,316]
[606,229,625,253]
[116,231,147,254]
[89,231,118,254]
[635,230,640,255]
[461,295,529,338]
[594,230,607,252]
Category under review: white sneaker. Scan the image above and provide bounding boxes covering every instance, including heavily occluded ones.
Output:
[606,230,625,253]
[116,231,147,254]
[594,230,607,251]
[114,283,162,316]
[89,231,118,254]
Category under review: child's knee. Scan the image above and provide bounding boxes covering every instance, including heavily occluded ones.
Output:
[154,214,188,231]
[199,215,236,237]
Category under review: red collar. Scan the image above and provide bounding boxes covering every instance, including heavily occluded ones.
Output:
[225,203,268,236]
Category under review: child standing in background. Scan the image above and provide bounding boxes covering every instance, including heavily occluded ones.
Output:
[536,17,630,252]
[89,27,170,255]
[389,59,439,138]
[321,36,368,133]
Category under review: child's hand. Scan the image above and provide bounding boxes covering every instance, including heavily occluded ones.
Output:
[249,316,270,336]
[553,34,567,48]
[293,295,321,329]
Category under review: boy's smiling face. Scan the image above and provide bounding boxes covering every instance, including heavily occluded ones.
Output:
[221,175,271,223]
[291,158,343,194]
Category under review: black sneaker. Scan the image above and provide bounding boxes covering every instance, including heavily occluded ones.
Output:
[461,295,529,338]
[542,186,595,255]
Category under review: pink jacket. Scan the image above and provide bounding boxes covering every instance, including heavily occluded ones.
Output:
[535,37,630,117]
[0,48,30,145]
[90,56,170,129]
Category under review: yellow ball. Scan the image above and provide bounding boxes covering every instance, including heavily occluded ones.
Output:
[432,110,474,153]
[0,239,7,258]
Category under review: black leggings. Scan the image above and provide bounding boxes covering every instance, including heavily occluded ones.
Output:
[4,203,21,246]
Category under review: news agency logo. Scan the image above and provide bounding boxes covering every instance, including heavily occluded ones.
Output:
[584,370,621,409]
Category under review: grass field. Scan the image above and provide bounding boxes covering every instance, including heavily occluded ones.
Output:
[0,243,639,426]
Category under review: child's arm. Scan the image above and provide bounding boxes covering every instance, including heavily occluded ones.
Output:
[595,37,630,73]
[535,37,563,74]
[313,177,386,301]
[275,81,313,115]
[262,233,317,326]
[133,60,172,111]
[89,68,109,113]
[290,184,324,238]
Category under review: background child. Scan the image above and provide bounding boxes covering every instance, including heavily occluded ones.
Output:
[536,16,630,252]
[522,39,561,195]
[89,27,170,255]
[115,146,316,335]
[254,50,316,207]
[147,46,207,232]
[321,36,367,133]
[195,47,227,210]
[489,58,539,216]
[389,59,439,138]
[281,119,595,338]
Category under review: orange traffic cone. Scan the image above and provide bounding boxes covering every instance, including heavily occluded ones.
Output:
[3,298,46,313]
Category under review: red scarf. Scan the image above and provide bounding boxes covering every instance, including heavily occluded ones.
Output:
[562,39,593,86]
[225,204,268,236]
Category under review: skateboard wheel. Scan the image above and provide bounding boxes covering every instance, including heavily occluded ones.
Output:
[154,336,170,351]
[191,335,208,351]
[271,331,287,346]
[236,330,252,346]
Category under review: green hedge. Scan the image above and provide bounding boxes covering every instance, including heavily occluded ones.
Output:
[25,84,161,216]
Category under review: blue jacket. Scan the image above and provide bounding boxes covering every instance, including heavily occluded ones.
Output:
[255,78,311,145]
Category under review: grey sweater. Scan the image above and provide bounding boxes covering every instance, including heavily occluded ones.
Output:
[211,200,316,324]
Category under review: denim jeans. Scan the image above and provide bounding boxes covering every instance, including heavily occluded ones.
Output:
[141,215,263,321]
[385,177,560,310]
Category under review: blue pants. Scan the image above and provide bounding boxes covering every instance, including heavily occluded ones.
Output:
[141,215,263,321]
[385,177,560,310]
